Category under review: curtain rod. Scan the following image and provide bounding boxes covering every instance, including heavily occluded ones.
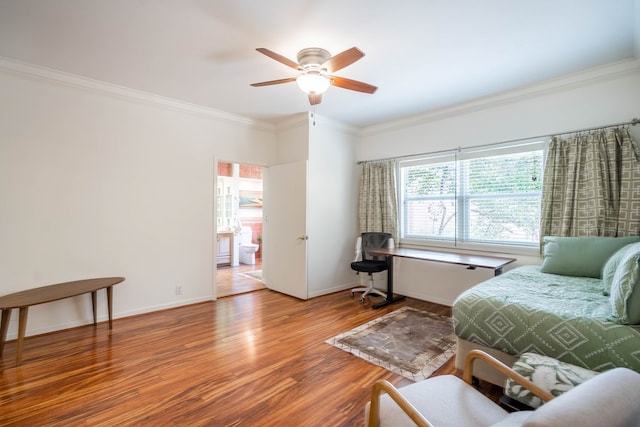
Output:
[357,117,640,164]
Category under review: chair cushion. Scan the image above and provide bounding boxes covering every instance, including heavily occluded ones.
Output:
[365,375,508,427]
[351,260,388,274]
[523,368,640,427]
[490,411,533,427]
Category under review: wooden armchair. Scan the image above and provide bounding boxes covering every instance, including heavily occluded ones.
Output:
[366,349,640,427]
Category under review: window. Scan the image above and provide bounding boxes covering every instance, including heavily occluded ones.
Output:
[399,140,546,252]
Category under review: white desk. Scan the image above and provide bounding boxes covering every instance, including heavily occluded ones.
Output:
[368,247,516,308]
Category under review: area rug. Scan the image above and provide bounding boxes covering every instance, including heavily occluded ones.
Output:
[239,270,263,283]
[325,306,456,381]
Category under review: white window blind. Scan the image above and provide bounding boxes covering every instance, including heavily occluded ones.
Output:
[401,152,457,240]
[399,140,546,250]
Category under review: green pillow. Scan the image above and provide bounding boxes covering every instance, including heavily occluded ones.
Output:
[601,244,636,296]
[610,242,640,324]
[541,236,640,278]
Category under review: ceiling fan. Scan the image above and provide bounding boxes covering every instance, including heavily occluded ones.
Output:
[250,46,378,105]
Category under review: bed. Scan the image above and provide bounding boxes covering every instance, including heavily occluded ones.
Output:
[452,236,640,385]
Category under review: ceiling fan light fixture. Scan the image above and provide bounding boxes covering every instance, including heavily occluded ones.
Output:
[252,46,376,105]
[296,72,330,95]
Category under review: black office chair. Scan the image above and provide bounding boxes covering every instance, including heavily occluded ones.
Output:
[350,232,392,302]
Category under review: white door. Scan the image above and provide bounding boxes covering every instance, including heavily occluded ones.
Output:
[263,160,308,299]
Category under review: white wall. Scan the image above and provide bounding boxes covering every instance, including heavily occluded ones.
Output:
[0,62,276,339]
[307,114,360,297]
[266,113,360,298]
[261,114,309,296]
[274,114,309,164]
[359,59,640,305]
[361,60,640,159]
[2,56,639,340]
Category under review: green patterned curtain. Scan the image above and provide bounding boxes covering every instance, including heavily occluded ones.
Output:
[541,128,640,238]
[358,160,398,241]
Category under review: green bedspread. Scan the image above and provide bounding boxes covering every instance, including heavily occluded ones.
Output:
[453,265,640,372]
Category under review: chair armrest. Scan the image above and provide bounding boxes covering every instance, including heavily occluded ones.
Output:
[368,379,433,427]
[463,349,554,403]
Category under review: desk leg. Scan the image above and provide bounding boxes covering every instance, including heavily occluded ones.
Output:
[107,286,113,330]
[372,255,405,309]
[16,307,28,366]
[91,291,98,325]
[0,309,10,357]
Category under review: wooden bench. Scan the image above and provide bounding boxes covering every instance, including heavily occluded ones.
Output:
[0,277,125,366]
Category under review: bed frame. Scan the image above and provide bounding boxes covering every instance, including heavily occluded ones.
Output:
[455,337,518,386]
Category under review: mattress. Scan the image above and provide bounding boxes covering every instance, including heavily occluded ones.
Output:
[452,265,640,372]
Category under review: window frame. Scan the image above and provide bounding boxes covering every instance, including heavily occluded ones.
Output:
[397,139,548,256]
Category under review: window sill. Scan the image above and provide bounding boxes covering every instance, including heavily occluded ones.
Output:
[400,238,540,257]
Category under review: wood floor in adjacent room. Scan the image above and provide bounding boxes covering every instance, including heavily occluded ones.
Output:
[216,261,265,298]
[0,289,501,426]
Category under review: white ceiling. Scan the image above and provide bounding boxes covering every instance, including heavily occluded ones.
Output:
[0,0,638,127]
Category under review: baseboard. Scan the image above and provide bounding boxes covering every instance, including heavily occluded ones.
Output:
[3,296,213,341]
[307,282,359,299]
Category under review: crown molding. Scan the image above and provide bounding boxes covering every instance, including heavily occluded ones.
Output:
[275,112,309,131]
[0,56,276,132]
[308,112,359,135]
[274,112,359,136]
[362,58,640,136]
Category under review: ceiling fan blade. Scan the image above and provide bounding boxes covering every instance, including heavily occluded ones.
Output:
[255,48,300,70]
[330,76,378,94]
[250,77,297,87]
[308,93,322,105]
[322,47,364,73]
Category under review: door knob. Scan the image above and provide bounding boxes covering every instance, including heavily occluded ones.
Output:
[297,236,308,240]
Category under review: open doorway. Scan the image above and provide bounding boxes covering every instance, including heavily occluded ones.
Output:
[216,162,265,297]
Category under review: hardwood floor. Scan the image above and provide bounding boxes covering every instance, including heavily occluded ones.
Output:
[0,289,501,426]
[216,261,265,298]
